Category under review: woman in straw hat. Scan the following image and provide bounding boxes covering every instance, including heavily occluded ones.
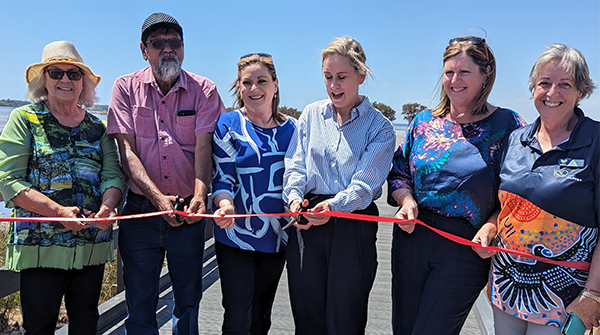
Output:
[0,41,126,334]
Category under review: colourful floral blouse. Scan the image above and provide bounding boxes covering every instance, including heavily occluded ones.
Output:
[0,103,126,271]
[388,108,525,227]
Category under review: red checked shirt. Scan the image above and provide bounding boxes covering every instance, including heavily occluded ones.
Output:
[107,66,225,197]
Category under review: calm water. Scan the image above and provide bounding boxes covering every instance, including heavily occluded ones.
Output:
[0,106,13,132]
[0,107,13,217]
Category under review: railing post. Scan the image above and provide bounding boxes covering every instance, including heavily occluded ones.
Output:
[114,226,124,293]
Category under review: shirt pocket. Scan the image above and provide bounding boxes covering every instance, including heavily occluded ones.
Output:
[175,114,196,146]
[132,106,157,139]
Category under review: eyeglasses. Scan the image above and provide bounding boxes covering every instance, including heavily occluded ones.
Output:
[45,68,84,81]
[145,38,183,50]
[449,37,485,45]
[240,53,272,59]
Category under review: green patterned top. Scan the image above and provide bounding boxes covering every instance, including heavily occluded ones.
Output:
[0,103,126,271]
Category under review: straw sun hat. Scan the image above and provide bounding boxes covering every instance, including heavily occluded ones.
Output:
[24,41,101,85]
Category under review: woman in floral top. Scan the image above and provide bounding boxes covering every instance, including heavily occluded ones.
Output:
[0,41,125,334]
[387,36,524,335]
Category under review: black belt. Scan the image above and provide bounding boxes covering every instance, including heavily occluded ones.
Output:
[127,190,148,202]
[417,208,477,240]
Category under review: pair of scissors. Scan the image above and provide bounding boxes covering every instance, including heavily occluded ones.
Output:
[78,206,86,218]
[283,203,310,229]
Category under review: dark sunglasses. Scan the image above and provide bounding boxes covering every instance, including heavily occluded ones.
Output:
[146,38,183,50]
[240,53,272,59]
[449,37,485,45]
[45,68,84,81]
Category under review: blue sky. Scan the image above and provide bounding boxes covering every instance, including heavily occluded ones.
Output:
[1,0,598,123]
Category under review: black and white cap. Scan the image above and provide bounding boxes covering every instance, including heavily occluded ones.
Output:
[141,13,183,42]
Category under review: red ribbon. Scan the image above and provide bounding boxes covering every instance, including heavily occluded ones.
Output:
[322,211,591,271]
[2,209,591,271]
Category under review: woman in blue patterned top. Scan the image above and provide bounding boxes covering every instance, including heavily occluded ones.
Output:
[387,36,524,334]
[283,36,396,334]
[211,53,295,334]
[0,41,126,334]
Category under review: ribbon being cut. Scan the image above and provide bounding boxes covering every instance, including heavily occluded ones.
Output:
[2,208,591,272]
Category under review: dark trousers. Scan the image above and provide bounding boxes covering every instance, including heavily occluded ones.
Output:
[287,196,378,335]
[119,192,205,335]
[20,264,105,335]
[391,209,490,335]
[215,241,286,335]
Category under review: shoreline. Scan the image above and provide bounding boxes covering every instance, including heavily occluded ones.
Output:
[395,130,406,148]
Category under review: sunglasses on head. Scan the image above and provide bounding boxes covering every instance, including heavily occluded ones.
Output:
[145,38,183,50]
[240,53,272,60]
[45,68,84,81]
[449,37,485,45]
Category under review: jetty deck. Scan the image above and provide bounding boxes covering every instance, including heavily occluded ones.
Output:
[92,184,491,334]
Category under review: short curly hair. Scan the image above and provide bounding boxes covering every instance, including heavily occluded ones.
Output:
[529,43,596,101]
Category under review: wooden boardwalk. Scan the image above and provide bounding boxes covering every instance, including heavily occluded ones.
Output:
[85,130,492,334]
[95,184,488,334]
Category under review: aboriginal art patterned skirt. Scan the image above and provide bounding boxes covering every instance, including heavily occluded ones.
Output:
[488,190,598,328]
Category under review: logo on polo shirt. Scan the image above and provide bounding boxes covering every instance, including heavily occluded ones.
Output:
[553,168,582,182]
[558,158,585,168]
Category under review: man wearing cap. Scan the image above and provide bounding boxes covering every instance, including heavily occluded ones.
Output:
[107,13,225,334]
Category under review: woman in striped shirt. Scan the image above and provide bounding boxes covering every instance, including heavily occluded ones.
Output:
[283,36,396,335]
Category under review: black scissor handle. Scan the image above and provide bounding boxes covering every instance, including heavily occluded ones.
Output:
[173,195,185,223]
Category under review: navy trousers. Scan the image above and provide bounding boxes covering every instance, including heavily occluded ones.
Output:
[287,195,378,335]
[215,241,286,335]
[20,264,105,335]
[119,192,206,335]
[391,209,490,335]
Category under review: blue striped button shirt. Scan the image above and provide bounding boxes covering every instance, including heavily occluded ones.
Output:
[283,97,396,213]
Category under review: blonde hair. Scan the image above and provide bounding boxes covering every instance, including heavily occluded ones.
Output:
[432,36,496,117]
[321,36,373,80]
[25,66,99,108]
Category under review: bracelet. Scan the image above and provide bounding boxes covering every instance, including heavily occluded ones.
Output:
[584,287,600,295]
[581,290,600,304]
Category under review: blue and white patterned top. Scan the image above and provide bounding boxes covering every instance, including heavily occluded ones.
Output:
[212,109,296,253]
[283,97,396,213]
[387,108,525,227]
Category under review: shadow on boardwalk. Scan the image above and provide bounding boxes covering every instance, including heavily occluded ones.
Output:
[97,184,486,334]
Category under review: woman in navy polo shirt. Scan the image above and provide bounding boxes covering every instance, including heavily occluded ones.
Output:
[474,44,600,334]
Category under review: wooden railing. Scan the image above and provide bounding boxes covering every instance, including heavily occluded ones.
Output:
[0,222,215,333]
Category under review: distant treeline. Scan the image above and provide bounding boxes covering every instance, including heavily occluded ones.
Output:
[0,99,28,107]
[0,99,108,113]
